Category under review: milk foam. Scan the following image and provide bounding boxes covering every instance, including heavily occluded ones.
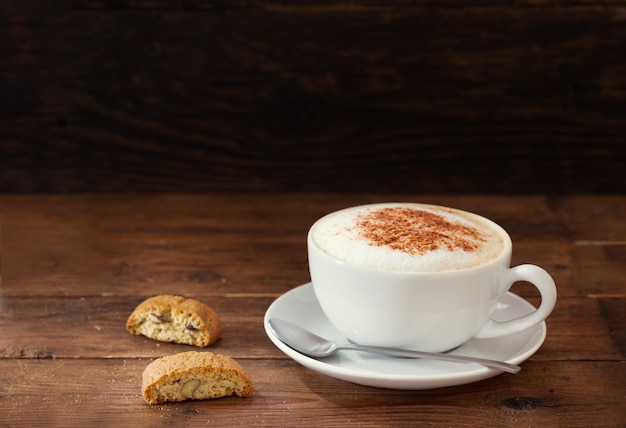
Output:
[311,203,507,272]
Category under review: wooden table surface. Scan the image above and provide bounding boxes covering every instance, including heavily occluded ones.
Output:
[0,194,624,427]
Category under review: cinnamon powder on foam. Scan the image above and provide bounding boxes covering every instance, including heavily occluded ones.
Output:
[354,207,485,255]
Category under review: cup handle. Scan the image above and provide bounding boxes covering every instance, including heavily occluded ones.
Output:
[474,264,557,339]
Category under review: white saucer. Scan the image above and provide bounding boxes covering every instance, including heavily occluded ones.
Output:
[264,283,546,390]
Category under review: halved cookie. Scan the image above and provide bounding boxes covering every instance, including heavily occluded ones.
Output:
[126,295,222,347]
[142,351,253,404]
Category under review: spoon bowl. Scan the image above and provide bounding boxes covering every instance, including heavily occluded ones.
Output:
[269,318,521,374]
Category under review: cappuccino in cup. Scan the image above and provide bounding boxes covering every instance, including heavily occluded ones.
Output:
[308,203,557,353]
[311,203,506,273]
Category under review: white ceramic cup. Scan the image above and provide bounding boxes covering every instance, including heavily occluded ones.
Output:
[308,203,557,353]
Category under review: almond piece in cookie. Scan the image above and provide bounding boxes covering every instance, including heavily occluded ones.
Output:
[126,295,222,347]
[141,351,253,404]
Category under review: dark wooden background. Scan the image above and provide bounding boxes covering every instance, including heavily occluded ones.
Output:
[2,0,625,194]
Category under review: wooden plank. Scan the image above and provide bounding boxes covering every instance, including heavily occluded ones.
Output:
[598,297,626,356]
[0,194,626,296]
[0,359,624,427]
[0,295,622,361]
[0,295,279,360]
[2,195,624,297]
[0,194,316,297]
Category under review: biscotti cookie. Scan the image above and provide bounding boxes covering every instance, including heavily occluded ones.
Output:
[142,351,253,404]
[126,295,222,347]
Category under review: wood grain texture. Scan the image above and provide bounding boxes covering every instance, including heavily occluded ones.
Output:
[0,194,624,426]
[0,359,624,427]
[1,1,625,193]
[0,294,622,361]
[1,194,624,296]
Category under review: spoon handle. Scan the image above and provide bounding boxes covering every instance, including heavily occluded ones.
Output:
[340,344,521,374]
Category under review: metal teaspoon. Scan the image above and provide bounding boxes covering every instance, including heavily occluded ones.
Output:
[268,318,521,374]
